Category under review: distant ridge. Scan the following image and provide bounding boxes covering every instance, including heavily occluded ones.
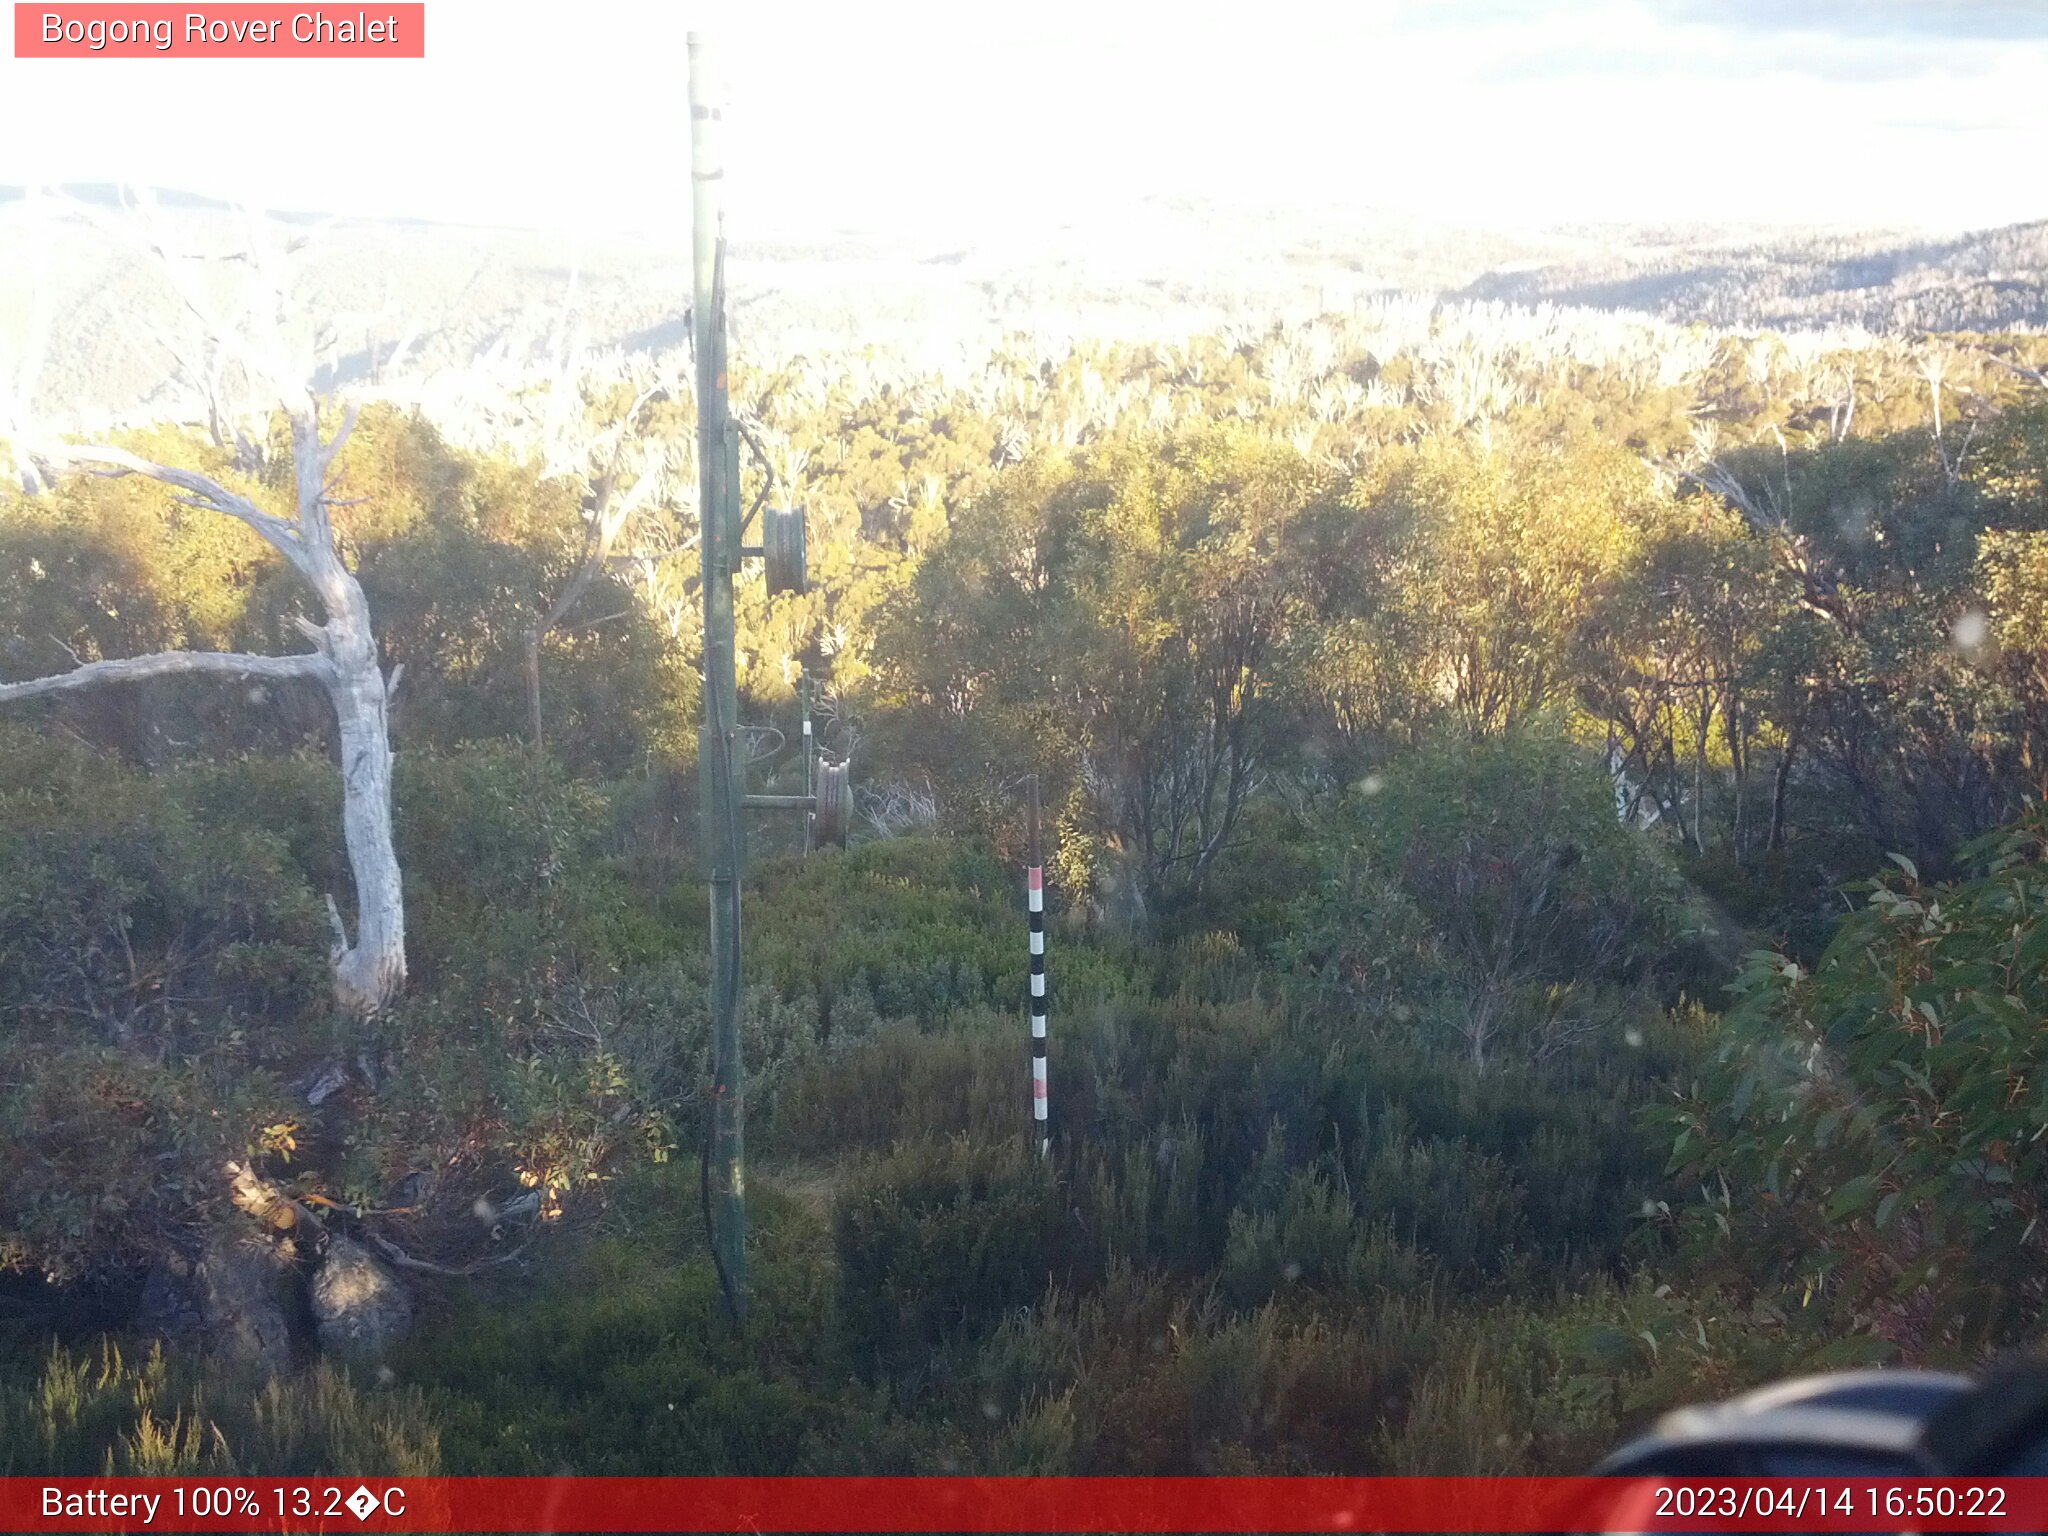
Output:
[2,184,2044,423]
[1459,220,2048,334]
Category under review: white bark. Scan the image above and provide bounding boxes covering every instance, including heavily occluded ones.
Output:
[0,648,329,702]
[7,403,407,1020]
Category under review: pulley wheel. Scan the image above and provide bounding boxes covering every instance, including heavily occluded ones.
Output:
[813,759,851,847]
[764,506,808,596]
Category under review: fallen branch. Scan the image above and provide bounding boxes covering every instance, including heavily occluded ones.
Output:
[361,1229,533,1278]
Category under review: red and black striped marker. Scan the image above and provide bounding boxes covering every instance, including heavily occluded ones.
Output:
[1023,774,1050,1159]
[1028,861,1049,1157]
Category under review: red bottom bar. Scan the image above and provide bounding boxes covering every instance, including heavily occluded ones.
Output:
[8,1476,2048,1533]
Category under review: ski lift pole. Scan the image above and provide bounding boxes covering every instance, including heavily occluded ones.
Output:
[1027,775,1049,1158]
[689,35,846,1325]
[690,31,747,1324]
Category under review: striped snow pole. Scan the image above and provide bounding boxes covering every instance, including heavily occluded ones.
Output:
[1027,776,1049,1158]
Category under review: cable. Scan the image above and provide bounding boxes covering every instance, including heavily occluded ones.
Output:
[700,1093,736,1323]
[739,724,785,763]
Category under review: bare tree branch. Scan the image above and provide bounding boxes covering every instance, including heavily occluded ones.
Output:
[1979,351,2048,390]
[322,401,361,473]
[0,648,330,703]
[36,443,303,553]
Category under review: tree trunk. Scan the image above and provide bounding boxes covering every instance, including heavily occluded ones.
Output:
[1729,692,1749,863]
[1693,696,1712,855]
[299,421,407,1020]
[326,649,406,1018]
[1768,714,1803,853]
[9,408,408,1022]
[525,624,544,753]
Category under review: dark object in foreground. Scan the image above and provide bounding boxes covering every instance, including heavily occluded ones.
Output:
[1597,1368,1974,1477]
[1583,1362,2048,1532]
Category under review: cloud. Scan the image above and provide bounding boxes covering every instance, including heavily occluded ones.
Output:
[1665,0,2048,41]
[1459,0,2041,86]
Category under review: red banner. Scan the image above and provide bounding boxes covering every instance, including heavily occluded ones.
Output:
[7,1476,2048,1532]
[13,4,424,57]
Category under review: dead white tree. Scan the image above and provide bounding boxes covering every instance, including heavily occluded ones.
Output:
[0,204,406,1020]
[1917,341,1981,489]
[1668,420,1853,633]
[520,358,686,754]
[6,417,406,1018]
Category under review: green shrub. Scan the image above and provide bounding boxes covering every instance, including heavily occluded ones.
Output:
[1663,809,2048,1356]
[1067,1124,1212,1281]
[833,1137,1064,1379]
[1293,725,1693,1067]
[774,1020,1020,1160]
[1219,1166,1435,1309]
[390,1169,961,1474]
[0,729,327,1279]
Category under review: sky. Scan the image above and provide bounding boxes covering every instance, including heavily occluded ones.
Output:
[2,0,2045,239]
